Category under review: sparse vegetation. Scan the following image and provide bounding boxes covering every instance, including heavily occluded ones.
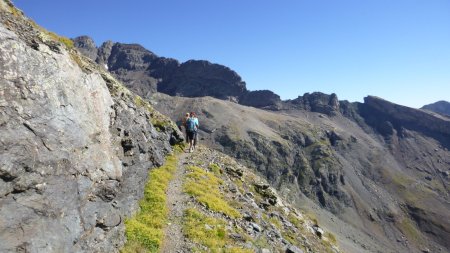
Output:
[208,163,222,174]
[70,52,84,69]
[184,166,241,218]
[183,208,252,253]
[45,31,74,49]
[304,211,319,226]
[325,231,337,244]
[281,230,302,248]
[397,217,424,246]
[8,4,20,16]
[122,155,178,252]
[269,216,282,229]
[288,213,305,228]
[134,95,177,132]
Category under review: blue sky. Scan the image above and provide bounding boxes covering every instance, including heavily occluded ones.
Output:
[13,0,450,108]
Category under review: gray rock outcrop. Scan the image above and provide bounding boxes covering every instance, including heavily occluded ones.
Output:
[158,59,246,100]
[0,3,182,252]
[239,90,282,110]
[288,92,341,115]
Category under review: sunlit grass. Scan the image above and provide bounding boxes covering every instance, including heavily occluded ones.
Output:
[122,155,178,252]
[183,208,252,253]
[184,166,240,218]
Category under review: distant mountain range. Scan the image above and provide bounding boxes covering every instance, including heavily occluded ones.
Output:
[422,100,450,116]
[73,36,352,112]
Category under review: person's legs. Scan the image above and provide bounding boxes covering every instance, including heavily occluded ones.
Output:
[187,131,194,152]
[193,131,197,150]
[189,139,194,152]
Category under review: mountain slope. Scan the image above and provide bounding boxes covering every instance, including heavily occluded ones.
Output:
[422,100,450,116]
[151,93,450,253]
[0,2,183,252]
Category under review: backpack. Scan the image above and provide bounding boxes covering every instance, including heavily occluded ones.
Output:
[186,118,196,132]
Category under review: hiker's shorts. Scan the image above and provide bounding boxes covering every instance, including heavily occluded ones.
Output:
[187,131,196,141]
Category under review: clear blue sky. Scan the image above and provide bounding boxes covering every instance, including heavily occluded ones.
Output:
[13,0,450,108]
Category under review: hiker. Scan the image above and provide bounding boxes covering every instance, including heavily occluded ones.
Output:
[186,112,199,152]
[190,112,199,150]
[181,112,190,143]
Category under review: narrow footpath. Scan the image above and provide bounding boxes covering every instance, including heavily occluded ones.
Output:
[160,152,189,253]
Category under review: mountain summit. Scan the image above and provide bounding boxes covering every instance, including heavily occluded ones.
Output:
[422,100,450,116]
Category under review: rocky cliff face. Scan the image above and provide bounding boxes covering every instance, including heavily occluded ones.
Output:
[422,100,450,117]
[0,2,182,252]
[286,92,341,115]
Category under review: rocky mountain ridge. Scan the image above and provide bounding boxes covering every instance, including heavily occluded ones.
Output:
[73,36,349,112]
[422,100,450,117]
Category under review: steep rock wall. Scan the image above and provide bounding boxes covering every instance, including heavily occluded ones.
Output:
[0,2,182,252]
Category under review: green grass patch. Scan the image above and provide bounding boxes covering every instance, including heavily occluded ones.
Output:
[269,216,282,229]
[397,217,424,246]
[184,166,241,218]
[120,241,148,253]
[208,163,222,175]
[288,213,304,228]
[183,208,252,253]
[281,230,300,247]
[122,155,178,252]
[46,31,74,49]
[253,236,270,249]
